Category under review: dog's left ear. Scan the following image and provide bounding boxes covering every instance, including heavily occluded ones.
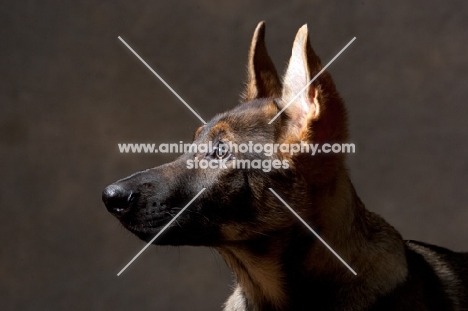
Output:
[280,25,347,144]
[241,21,282,102]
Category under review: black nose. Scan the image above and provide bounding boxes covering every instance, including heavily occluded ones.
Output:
[102,184,133,214]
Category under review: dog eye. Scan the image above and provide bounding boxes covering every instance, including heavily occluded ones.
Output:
[214,142,230,159]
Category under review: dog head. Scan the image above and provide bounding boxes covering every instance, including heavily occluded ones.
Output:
[102,22,348,247]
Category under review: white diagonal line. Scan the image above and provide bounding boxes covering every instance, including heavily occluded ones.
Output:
[268,37,356,124]
[117,188,206,276]
[268,188,357,275]
[118,36,207,124]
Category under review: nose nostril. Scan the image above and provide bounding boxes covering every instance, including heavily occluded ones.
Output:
[102,184,133,215]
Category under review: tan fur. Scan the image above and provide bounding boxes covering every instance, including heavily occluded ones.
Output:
[220,247,287,310]
[302,170,408,304]
[193,125,205,140]
[210,121,232,136]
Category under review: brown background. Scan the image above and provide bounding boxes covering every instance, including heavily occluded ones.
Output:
[1,1,468,310]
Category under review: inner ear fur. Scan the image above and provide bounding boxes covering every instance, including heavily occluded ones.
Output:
[280,25,348,146]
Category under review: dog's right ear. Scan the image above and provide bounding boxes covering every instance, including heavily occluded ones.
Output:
[279,25,347,144]
[241,21,282,102]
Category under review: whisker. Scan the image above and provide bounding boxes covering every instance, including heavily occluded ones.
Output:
[172,208,210,222]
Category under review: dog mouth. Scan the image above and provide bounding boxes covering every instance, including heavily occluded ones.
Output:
[119,210,180,236]
[124,217,187,244]
[122,216,168,230]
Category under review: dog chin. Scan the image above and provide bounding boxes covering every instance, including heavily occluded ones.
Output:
[123,224,179,244]
[128,224,220,247]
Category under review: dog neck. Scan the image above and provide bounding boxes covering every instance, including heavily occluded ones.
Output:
[218,169,408,310]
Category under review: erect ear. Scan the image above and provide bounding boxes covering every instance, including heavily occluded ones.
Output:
[241,21,282,102]
[279,25,347,144]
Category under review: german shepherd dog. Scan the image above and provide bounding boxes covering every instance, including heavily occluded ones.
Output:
[102,22,468,310]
